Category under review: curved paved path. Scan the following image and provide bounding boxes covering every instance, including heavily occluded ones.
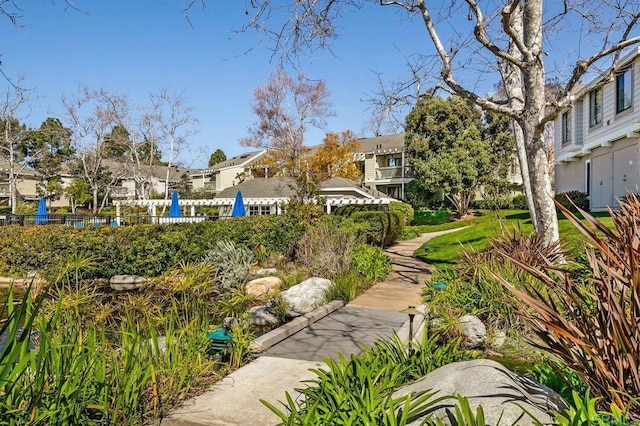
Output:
[163,227,467,426]
[349,227,465,311]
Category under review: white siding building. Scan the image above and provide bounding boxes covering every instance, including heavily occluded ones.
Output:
[555,47,640,210]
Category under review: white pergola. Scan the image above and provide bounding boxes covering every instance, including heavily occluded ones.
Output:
[113,196,392,224]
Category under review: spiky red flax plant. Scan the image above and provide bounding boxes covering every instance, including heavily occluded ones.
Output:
[493,194,640,416]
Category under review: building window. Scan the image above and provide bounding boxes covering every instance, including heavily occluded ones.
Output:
[589,87,602,127]
[561,111,571,144]
[387,155,401,167]
[585,160,591,196]
[260,205,270,215]
[616,68,633,114]
[248,205,260,216]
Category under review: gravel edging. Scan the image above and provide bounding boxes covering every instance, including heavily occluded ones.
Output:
[251,300,345,353]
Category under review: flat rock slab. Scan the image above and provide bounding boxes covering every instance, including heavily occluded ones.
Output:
[262,306,407,361]
[109,275,147,291]
[162,356,325,426]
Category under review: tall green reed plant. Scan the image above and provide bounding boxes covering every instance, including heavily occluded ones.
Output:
[0,278,220,425]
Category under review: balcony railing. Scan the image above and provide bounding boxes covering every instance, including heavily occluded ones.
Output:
[110,187,134,198]
[375,166,414,179]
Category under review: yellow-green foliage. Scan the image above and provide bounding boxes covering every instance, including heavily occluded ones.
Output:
[389,201,415,226]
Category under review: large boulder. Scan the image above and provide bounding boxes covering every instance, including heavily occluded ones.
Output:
[280,277,333,317]
[245,276,283,300]
[249,306,279,327]
[394,359,568,426]
[457,314,486,348]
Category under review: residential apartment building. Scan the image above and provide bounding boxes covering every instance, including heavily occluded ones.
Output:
[352,133,414,200]
[190,150,266,194]
[0,159,70,208]
[555,47,640,210]
[108,161,199,200]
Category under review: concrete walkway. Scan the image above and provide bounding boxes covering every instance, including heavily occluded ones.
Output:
[162,228,464,426]
[349,228,464,311]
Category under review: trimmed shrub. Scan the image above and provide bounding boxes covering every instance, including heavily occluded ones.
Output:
[412,209,451,226]
[470,197,513,210]
[0,215,307,280]
[554,190,589,213]
[511,194,528,210]
[351,211,404,246]
[388,201,414,226]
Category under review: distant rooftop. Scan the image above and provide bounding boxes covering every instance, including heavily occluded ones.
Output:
[351,134,405,153]
[205,150,266,173]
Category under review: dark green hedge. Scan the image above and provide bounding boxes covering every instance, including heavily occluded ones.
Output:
[555,190,590,213]
[350,211,404,247]
[0,215,307,280]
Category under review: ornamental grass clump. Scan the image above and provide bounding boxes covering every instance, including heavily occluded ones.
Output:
[295,223,359,278]
[203,240,255,289]
[495,194,640,418]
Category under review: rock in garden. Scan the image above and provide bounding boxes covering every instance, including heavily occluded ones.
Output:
[393,359,568,426]
[457,314,486,348]
[109,275,147,291]
[254,268,277,277]
[249,306,279,327]
[489,331,507,349]
[280,277,333,317]
[245,276,283,299]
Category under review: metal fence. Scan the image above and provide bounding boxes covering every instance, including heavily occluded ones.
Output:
[0,214,220,227]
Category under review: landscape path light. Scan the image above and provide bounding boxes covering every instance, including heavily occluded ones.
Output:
[400,305,423,345]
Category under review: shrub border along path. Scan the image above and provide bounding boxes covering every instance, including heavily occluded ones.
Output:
[162,228,467,426]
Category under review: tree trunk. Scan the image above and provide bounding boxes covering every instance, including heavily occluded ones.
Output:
[8,169,16,214]
[500,5,538,227]
[522,123,559,246]
[521,0,559,247]
[512,122,538,224]
[93,187,99,214]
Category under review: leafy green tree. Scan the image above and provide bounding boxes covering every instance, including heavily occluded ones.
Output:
[138,138,165,165]
[21,117,74,196]
[208,148,226,167]
[64,178,92,214]
[405,95,493,217]
[103,124,131,158]
[481,110,517,207]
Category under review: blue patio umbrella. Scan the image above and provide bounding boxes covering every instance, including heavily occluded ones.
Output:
[35,197,48,224]
[168,190,181,217]
[231,191,246,217]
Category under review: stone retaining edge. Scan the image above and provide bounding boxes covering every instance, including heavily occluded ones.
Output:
[251,300,345,353]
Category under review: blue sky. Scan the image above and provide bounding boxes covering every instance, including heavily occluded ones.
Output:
[1,2,635,168]
[2,2,427,168]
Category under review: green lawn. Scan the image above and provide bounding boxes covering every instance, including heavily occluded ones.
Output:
[414,210,614,268]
